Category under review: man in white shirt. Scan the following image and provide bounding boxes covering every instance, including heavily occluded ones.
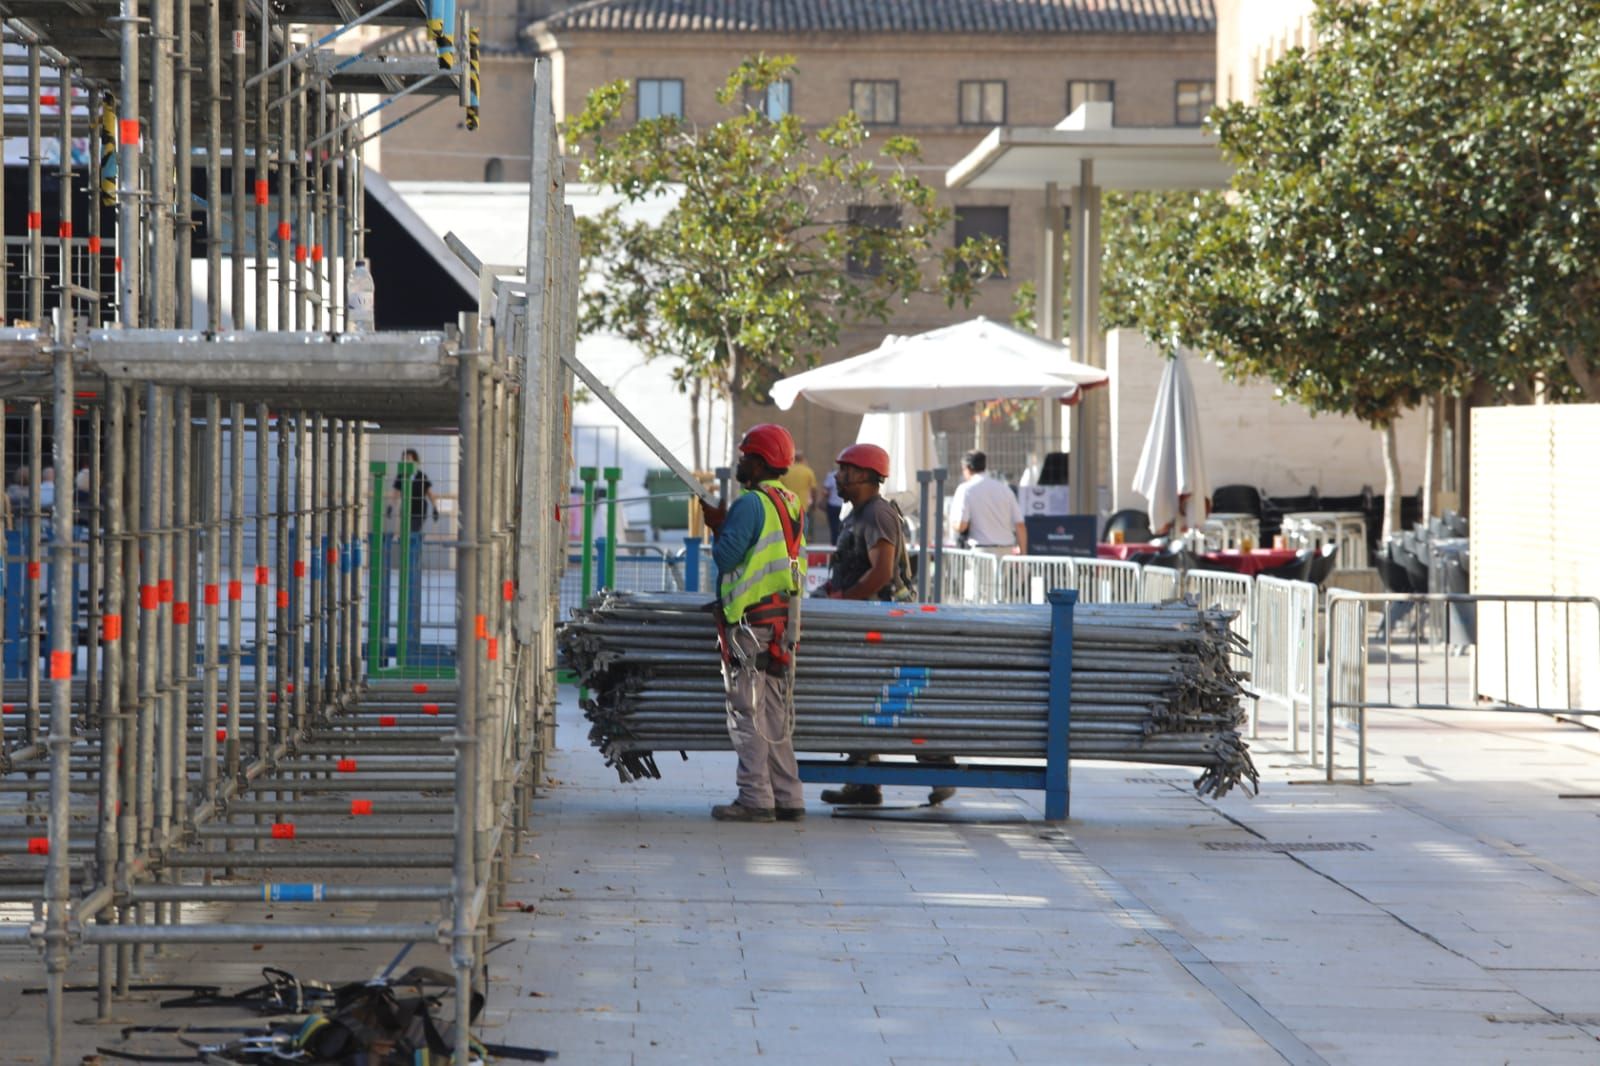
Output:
[950,450,1026,554]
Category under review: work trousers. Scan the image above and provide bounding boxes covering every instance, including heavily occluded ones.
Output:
[722,621,803,810]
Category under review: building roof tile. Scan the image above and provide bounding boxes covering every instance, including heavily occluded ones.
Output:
[539,0,1215,36]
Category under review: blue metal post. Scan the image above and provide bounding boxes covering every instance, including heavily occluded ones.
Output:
[1045,588,1077,821]
[595,536,608,591]
[683,535,702,594]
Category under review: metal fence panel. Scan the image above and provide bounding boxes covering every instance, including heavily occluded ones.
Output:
[1140,565,1181,602]
[996,555,1075,605]
[938,548,999,604]
[1253,576,1317,750]
[1070,559,1142,604]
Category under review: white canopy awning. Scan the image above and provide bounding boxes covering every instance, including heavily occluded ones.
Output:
[771,316,1107,415]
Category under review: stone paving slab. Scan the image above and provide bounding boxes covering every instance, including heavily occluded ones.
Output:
[3,672,1600,1064]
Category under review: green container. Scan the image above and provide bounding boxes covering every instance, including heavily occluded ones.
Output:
[644,468,690,534]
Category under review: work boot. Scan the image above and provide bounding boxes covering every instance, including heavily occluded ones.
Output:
[775,806,806,822]
[926,787,957,806]
[712,801,776,822]
[819,784,882,805]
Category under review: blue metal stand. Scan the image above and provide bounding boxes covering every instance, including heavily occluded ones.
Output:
[797,589,1076,821]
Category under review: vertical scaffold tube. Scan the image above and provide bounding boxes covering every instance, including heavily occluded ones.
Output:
[254,404,269,761]
[278,62,292,328]
[255,5,271,327]
[229,404,246,768]
[171,389,193,840]
[119,0,143,327]
[149,0,173,327]
[57,62,75,314]
[28,43,44,324]
[204,395,223,803]
[45,344,76,1066]
[453,329,481,1066]
[176,0,193,327]
[97,385,126,1020]
[232,0,248,326]
[118,388,142,986]
[205,0,223,331]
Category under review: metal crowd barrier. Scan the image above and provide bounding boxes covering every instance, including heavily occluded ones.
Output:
[997,555,1075,604]
[1321,592,1600,783]
[1140,565,1181,602]
[938,547,1001,605]
[1253,576,1318,750]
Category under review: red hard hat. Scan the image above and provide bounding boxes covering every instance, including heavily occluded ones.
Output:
[738,424,795,470]
[835,442,891,479]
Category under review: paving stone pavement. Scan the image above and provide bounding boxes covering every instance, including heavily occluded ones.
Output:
[3,677,1599,1064]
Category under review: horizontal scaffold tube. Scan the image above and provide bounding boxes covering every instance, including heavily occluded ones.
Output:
[560,592,1258,798]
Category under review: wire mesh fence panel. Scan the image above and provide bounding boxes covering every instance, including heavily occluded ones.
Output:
[366,438,458,678]
[1183,569,1255,683]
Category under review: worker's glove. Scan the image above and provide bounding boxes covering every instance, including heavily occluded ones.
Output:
[699,498,727,533]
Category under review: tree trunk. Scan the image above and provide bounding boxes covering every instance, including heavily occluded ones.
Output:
[1380,420,1401,542]
[1566,344,1600,402]
[689,378,703,472]
[1421,395,1439,524]
[724,351,742,465]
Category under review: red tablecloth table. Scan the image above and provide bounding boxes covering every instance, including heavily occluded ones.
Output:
[1097,542,1162,561]
[1197,548,1300,577]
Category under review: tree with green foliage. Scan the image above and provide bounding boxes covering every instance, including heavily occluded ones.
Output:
[567,55,1001,466]
[1100,0,1600,534]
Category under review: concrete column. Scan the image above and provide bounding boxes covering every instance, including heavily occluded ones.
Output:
[1035,181,1064,468]
[1068,159,1094,514]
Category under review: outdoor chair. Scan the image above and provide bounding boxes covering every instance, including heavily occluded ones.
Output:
[1307,542,1339,588]
[1374,542,1418,639]
[1210,484,1263,519]
[1442,553,1475,650]
[1259,548,1315,583]
[1103,508,1154,544]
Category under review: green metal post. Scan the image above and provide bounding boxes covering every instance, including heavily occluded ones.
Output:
[395,459,414,669]
[603,466,620,591]
[579,466,597,605]
[366,461,385,670]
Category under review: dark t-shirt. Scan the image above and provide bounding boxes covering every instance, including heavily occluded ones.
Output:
[830,496,912,601]
[393,470,433,533]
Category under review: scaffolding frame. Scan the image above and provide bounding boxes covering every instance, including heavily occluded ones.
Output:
[0,2,573,1057]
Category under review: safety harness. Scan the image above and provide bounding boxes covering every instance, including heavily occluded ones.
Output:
[715,484,803,679]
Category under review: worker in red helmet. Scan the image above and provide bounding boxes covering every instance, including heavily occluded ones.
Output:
[817,442,954,807]
[815,443,913,604]
[698,424,807,823]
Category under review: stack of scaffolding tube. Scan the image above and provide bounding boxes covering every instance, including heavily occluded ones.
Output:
[560,592,1259,798]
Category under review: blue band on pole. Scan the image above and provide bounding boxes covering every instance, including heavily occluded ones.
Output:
[860,714,901,728]
[264,883,324,902]
[893,666,930,681]
[871,697,916,714]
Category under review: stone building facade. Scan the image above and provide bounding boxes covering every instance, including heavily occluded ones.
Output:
[376,1,1216,476]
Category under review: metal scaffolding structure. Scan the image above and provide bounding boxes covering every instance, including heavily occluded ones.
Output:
[0,2,575,1058]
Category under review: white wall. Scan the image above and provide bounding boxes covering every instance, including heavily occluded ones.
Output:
[1471,404,1600,709]
[1106,329,1427,508]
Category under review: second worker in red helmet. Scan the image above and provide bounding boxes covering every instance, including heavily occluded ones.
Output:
[815,443,914,604]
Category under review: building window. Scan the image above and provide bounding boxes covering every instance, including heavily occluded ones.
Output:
[1067,79,1115,116]
[765,79,792,120]
[958,80,1005,125]
[850,80,898,125]
[955,206,1009,274]
[748,79,792,120]
[637,78,684,120]
[1174,80,1215,126]
[847,205,902,276]
[483,157,506,182]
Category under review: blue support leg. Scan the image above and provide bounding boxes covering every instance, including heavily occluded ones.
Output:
[1045,589,1076,821]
